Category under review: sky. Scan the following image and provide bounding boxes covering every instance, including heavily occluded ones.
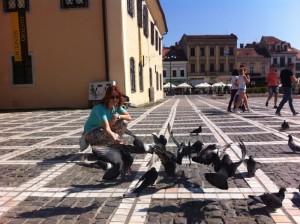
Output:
[160,0,300,50]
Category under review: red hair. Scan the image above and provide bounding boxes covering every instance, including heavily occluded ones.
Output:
[101,85,124,108]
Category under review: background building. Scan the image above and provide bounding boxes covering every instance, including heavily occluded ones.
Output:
[162,46,188,85]
[0,0,167,109]
[177,34,237,85]
[237,43,270,87]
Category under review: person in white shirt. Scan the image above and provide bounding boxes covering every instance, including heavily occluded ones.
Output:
[233,65,253,113]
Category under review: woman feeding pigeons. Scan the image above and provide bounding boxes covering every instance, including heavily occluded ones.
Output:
[79,85,132,151]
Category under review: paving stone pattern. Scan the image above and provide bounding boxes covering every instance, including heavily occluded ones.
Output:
[0,95,300,224]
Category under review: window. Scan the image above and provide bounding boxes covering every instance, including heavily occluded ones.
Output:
[12,55,33,84]
[139,63,143,91]
[150,22,154,45]
[276,45,281,52]
[219,47,224,56]
[200,48,205,56]
[137,0,143,27]
[229,63,234,72]
[229,47,234,55]
[200,64,205,72]
[250,66,254,74]
[163,70,166,78]
[60,0,88,9]
[210,48,214,56]
[273,58,278,65]
[160,74,162,90]
[3,0,29,12]
[130,57,136,92]
[155,30,158,51]
[150,68,153,87]
[280,57,285,66]
[156,72,159,90]
[262,66,266,75]
[172,70,176,77]
[283,45,288,51]
[127,0,134,17]
[159,38,161,55]
[190,48,195,56]
[220,63,224,72]
[191,64,195,73]
[180,70,184,77]
[288,58,292,64]
[210,63,214,72]
[143,6,148,37]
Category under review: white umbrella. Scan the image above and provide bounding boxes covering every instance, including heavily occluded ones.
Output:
[212,82,226,87]
[176,82,192,88]
[163,83,177,88]
[194,83,211,88]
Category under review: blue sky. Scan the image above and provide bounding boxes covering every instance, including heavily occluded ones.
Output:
[160,0,300,50]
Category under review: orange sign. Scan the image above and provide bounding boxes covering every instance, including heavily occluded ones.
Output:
[11,12,22,61]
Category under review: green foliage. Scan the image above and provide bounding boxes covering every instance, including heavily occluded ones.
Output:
[247,87,267,94]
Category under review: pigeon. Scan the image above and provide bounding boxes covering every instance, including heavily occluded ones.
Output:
[248,187,286,210]
[92,145,133,180]
[221,140,247,177]
[124,129,152,153]
[280,120,289,131]
[205,166,229,190]
[191,140,204,154]
[152,146,178,179]
[152,133,168,150]
[132,167,158,193]
[244,155,262,177]
[204,140,246,190]
[167,125,192,165]
[288,134,300,153]
[190,125,202,135]
[192,143,231,166]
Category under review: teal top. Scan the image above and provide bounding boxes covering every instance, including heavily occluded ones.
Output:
[84,104,126,132]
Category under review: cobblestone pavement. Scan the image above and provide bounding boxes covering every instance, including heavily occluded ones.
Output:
[0,95,300,224]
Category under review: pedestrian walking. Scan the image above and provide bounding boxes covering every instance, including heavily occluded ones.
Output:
[265,65,279,108]
[275,63,299,116]
[227,69,239,112]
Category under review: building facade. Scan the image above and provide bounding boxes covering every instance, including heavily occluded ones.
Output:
[162,46,188,85]
[177,34,237,85]
[0,0,167,109]
[237,43,270,87]
[259,36,297,75]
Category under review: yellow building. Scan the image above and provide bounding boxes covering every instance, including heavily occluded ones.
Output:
[177,34,237,84]
[0,0,167,109]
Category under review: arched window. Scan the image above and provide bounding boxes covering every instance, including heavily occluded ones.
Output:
[130,57,136,92]
[139,62,144,91]
[127,0,134,18]
[137,0,143,27]
[143,6,149,37]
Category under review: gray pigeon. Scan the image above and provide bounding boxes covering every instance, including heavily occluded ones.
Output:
[248,187,286,210]
[167,125,192,165]
[244,155,262,177]
[92,145,133,180]
[124,129,152,153]
[281,120,289,131]
[133,167,158,193]
[288,135,300,153]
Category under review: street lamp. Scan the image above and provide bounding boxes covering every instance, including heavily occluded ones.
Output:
[164,54,176,94]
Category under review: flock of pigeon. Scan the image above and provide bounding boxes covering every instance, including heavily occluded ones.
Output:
[82,120,300,211]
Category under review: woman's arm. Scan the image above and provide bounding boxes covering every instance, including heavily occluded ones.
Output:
[118,111,131,121]
[243,74,250,84]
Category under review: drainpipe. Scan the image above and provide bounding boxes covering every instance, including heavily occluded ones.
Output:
[102,0,109,81]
